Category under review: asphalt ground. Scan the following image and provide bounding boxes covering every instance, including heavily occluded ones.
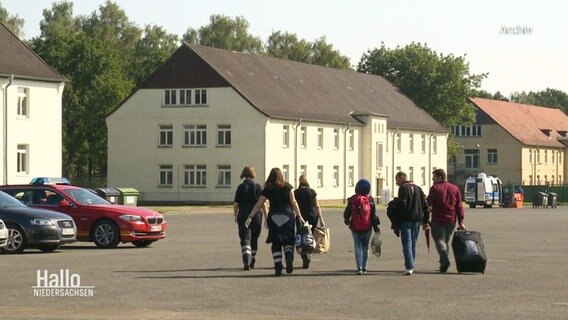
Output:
[0,205,567,320]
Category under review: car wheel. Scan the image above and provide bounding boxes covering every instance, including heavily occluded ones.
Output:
[1,224,26,254]
[132,240,155,248]
[92,220,120,248]
[37,245,60,252]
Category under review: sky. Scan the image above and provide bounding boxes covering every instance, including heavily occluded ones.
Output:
[2,0,567,96]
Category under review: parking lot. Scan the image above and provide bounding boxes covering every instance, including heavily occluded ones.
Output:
[1,205,567,320]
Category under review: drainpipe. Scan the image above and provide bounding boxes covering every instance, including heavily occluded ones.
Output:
[294,118,302,187]
[428,130,434,189]
[3,74,14,185]
[343,123,351,203]
[391,127,398,193]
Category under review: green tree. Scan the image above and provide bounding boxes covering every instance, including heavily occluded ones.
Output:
[183,15,264,54]
[471,89,509,101]
[266,32,351,69]
[132,25,179,85]
[0,1,24,37]
[266,31,311,62]
[510,88,568,112]
[357,42,487,128]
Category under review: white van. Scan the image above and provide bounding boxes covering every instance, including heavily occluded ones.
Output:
[464,173,504,208]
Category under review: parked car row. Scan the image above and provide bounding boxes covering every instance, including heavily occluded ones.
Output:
[0,179,167,254]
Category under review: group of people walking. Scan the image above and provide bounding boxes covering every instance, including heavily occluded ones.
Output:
[233,165,464,276]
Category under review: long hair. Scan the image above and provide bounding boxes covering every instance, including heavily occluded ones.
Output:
[265,167,285,188]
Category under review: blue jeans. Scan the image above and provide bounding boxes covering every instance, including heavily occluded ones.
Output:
[352,230,372,270]
[400,221,420,270]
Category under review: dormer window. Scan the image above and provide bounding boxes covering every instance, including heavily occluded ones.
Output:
[557,130,567,137]
[540,129,551,137]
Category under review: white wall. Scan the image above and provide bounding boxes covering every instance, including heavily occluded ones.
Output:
[1,79,64,184]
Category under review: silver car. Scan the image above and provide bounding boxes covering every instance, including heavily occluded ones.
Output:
[0,219,7,249]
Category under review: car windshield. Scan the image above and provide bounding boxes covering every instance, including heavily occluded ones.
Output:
[0,190,27,208]
[65,189,111,205]
[465,183,476,193]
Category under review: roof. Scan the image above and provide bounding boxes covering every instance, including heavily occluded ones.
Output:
[470,97,568,147]
[0,22,65,82]
[138,44,445,131]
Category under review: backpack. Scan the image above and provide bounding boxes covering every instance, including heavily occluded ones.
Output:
[295,223,316,254]
[350,194,372,232]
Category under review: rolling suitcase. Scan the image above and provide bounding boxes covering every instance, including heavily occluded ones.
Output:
[451,230,487,274]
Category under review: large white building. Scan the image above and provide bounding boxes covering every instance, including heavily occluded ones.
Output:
[0,23,65,185]
[107,44,447,203]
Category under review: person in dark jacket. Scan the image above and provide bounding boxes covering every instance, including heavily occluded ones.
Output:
[395,171,429,275]
[425,168,465,273]
[294,175,325,269]
[233,166,267,270]
[246,168,305,276]
[343,179,380,275]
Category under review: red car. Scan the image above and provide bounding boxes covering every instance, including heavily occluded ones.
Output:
[0,183,166,248]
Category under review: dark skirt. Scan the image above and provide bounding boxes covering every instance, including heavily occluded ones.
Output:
[266,210,296,245]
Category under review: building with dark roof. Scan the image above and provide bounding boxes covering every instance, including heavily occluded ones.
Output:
[449,97,568,187]
[107,44,447,203]
[0,22,65,184]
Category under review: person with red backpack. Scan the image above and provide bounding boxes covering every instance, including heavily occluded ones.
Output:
[343,179,380,275]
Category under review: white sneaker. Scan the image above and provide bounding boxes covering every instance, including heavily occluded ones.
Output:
[403,269,413,275]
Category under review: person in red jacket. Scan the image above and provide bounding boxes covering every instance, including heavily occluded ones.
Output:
[425,169,465,273]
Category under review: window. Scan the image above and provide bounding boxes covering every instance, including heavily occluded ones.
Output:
[317,128,324,149]
[164,89,199,106]
[348,166,354,187]
[179,89,191,105]
[164,89,176,105]
[559,175,563,185]
[536,149,541,164]
[376,143,384,169]
[17,144,28,174]
[282,125,290,147]
[529,149,533,163]
[217,165,231,187]
[421,167,426,185]
[396,132,401,152]
[17,87,29,117]
[159,125,173,147]
[300,165,307,177]
[544,150,548,164]
[552,150,555,164]
[409,167,414,181]
[184,125,207,146]
[317,165,324,187]
[488,149,498,164]
[448,155,456,163]
[409,134,414,153]
[464,149,480,169]
[334,129,339,149]
[333,166,340,187]
[421,134,426,153]
[348,129,354,150]
[159,165,173,186]
[217,125,231,146]
[184,165,206,187]
[432,136,437,154]
[194,89,207,105]
[452,125,481,137]
[282,165,289,182]
[300,126,307,148]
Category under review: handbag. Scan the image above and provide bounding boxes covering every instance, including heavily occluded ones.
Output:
[313,226,330,254]
[295,222,316,254]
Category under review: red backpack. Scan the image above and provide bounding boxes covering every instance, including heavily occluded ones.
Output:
[350,194,372,232]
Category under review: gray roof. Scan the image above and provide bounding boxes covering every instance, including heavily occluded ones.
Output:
[140,43,445,131]
[0,23,64,82]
